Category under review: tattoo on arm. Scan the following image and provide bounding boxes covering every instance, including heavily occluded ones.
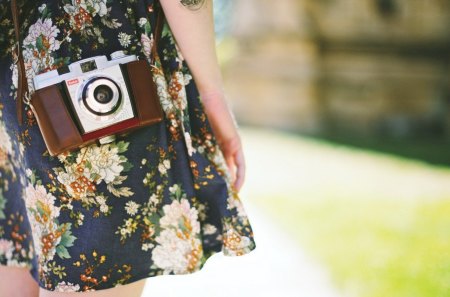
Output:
[180,0,206,10]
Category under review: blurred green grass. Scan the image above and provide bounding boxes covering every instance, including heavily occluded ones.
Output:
[255,195,450,297]
[241,127,450,297]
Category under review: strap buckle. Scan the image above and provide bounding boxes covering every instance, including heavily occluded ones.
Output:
[23,90,32,106]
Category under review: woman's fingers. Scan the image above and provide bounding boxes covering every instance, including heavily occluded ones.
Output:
[225,154,236,185]
[217,133,245,193]
[233,148,246,193]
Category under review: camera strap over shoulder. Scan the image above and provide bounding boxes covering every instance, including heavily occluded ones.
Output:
[151,1,165,65]
[11,0,26,126]
[10,0,165,126]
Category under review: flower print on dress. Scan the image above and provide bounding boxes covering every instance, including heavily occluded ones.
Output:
[152,64,177,116]
[168,70,198,156]
[138,17,154,59]
[23,170,77,284]
[220,220,255,256]
[23,174,76,261]
[150,184,203,274]
[118,32,132,48]
[0,238,15,263]
[140,32,154,59]
[202,223,218,235]
[124,201,140,216]
[192,132,256,256]
[0,88,36,269]
[76,143,129,185]
[22,17,63,92]
[115,138,174,244]
[51,141,134,220]
[151,54,196,154]
[0,121,16,179]
[9,62,19,97]
[63,0,109,31]
[72,250,134,291]
[157,159,171,175]
[0,211,36,268]
[54,281,81,292]
[63,0,121,44]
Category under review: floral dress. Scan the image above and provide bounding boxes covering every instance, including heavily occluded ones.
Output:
[0,0,256,292]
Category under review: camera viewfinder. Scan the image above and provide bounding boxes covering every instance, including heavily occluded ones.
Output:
[80,60,97,73]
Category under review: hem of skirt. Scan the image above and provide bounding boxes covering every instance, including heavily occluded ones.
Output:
[32,240,257,293]
[0,261,33,270]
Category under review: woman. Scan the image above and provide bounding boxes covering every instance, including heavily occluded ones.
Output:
[0,0,257,296]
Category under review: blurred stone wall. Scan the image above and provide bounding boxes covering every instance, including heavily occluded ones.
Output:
[221,0,450,139]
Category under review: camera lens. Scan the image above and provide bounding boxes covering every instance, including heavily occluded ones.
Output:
[94,85,113,104]
[81,76,122,116]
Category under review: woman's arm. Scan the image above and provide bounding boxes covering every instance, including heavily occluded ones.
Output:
[159,0,246,193]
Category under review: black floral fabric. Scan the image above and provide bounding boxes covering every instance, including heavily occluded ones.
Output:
[0,0,256,292]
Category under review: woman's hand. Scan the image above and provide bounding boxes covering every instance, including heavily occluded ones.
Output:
[200,90,246,193]
[219,129,246,194]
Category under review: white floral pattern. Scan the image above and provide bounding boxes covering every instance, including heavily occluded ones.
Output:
[54,281,81,292]
[151,196,203,274]
[22,18,61,92]
[64,0,108,30]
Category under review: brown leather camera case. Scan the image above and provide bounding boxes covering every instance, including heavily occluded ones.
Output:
[29,59,164,156]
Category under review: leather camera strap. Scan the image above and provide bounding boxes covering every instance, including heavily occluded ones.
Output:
[151,1,165,66]
[11,0,165,126]
[11,0,26,126]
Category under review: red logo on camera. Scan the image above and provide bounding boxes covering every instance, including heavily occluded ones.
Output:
[67,79,79,86]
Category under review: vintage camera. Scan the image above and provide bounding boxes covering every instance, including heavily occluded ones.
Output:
[30,50,163,156]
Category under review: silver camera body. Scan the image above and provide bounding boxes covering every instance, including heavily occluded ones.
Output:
[33,51,138,138]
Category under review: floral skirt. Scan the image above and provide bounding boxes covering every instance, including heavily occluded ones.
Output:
[0,0,256,292]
